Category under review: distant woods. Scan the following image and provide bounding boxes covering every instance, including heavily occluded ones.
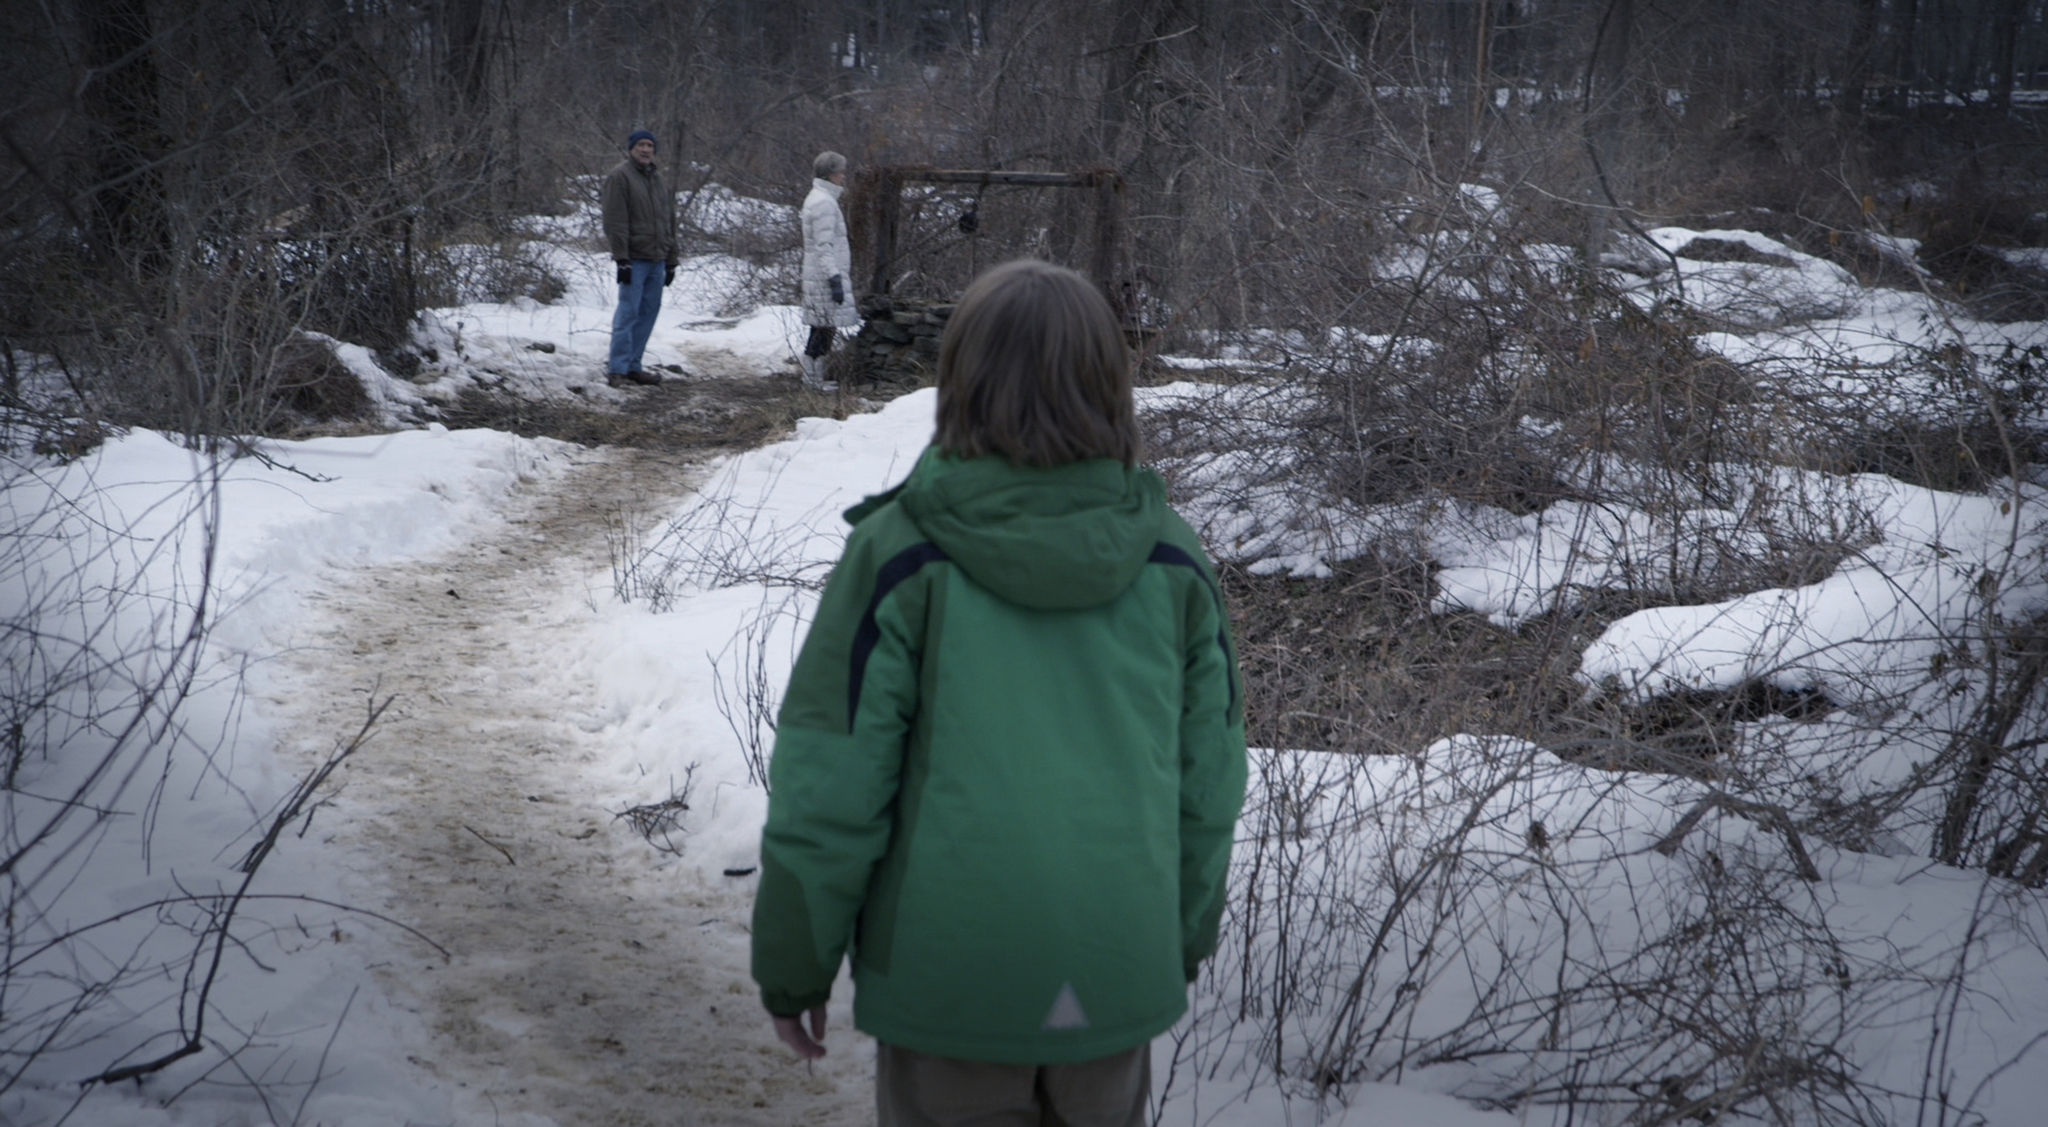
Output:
[0,0,2043,432]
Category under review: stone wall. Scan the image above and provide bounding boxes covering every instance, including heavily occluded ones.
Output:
[843,295,952,385]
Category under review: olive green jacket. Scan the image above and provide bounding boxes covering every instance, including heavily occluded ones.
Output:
[600,158,678,265]
[750,448,1247,1063]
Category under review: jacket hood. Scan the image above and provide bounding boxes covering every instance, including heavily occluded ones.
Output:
[811,178,844,201]
[850,448,1168,610]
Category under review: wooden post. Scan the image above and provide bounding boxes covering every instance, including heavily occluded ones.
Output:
[846,167,877,299]
[872,168,902,298]
[1089,171,1123,320]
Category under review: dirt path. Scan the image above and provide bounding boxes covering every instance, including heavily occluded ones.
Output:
[278,444,874,1127]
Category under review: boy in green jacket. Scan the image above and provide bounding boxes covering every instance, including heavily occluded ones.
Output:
[751,259,1248,1126]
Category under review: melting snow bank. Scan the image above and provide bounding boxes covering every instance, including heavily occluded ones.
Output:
[2,425,571,1127]
[1168,737,2048,1126]
[1122,213,2048,1119]
[1576,474,2048,704]
[1436,471,2048,710]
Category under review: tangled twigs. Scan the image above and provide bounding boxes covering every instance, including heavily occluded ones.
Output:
[1651,790,1823,881]
[615,764,698,856]
[81,691,393,1088]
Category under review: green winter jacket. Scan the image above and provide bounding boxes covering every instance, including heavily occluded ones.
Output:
[750,447,1248,1064]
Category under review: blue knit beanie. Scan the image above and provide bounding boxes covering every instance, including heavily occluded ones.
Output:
[627,129,656,150]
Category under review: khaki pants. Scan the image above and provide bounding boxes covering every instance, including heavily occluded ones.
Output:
[876,1042,1150,1127]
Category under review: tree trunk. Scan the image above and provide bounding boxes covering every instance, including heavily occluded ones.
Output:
[1990,0,2025,112]
[443,0,490,108]
[1840,0,1882,121]
[1274,5,1344,172]
[1095,0,1160,162]
[80,0,168,274]
[1470,0,1494,153]
[440,0,497,212]
[1581,0,1634,272]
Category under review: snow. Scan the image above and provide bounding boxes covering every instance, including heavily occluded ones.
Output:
[1578,477,2048,706]
[7,181,2048,1125]
[1639,226,1859,323]
[1998,246,2048,271]
[2,423,571,1126]
[355,186,810,413]
[404,248,804,402]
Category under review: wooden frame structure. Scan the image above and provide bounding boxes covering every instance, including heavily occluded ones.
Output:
[850,166,1126,317]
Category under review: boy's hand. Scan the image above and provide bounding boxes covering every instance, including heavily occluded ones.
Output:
[771,1005,828,1059]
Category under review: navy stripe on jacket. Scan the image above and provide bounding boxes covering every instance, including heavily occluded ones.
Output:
[848,543,951,730]
[843,540,1237,731]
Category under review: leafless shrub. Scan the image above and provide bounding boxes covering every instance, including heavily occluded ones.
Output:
[1173,738,1970,1126]
[604,500,657,607]
[1780,590,2048,888]
[430,239,572,307]
[0,0,574,443]
[623,464,836,613]
[1931,611,2048,884]
[709,592,813,795]
[615,764,700,857]
[1,583,439,1102]
[1141,164,2046,1123]
[0,393,115,464]
[1143,199,1895,768]
[0,10,462,1100]
[629,460,832,793]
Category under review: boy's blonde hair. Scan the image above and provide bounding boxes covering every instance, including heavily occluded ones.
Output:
[935,260,1139,468]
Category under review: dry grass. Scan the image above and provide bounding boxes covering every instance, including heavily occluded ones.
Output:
[435,374,921,453]
[1220,556,1842,778]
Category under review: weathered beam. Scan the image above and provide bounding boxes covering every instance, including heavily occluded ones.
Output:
[859,166,1127,312]
[896,169,1094,186]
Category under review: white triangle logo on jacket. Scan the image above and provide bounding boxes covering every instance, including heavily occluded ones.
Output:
[1042,982,1090,1030]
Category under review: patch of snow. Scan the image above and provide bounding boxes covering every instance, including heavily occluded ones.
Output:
[1996,246,2048,271]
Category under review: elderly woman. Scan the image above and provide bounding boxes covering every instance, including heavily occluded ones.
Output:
[799,151,860,390]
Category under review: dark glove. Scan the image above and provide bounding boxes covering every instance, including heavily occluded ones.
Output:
[829,274,845,304]
[664,263,676,287]
[616,262,632,285]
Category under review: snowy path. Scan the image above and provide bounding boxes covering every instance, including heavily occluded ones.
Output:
[274,445,874,1127]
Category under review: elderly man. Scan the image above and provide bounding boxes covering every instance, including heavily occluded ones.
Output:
[601,128,678,387]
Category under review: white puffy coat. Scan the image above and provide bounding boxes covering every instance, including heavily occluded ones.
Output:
[801,178,860,329]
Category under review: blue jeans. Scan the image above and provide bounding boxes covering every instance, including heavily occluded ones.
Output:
[608,259,665,374]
